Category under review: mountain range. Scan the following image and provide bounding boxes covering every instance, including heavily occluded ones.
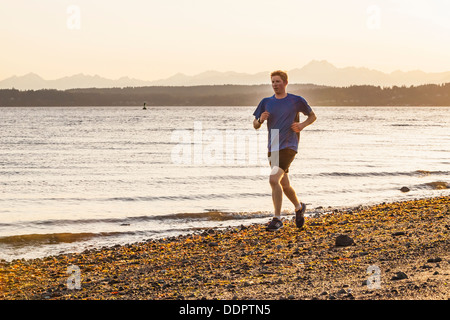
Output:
[1,60,450,90]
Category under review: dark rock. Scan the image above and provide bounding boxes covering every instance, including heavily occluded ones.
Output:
[208,242,219,247]
[427,257,442,263]
[288,295,295,300]
[335,234,355,247]
[400,187,410,193]
[260,270,273,275]
[391,271,408,280]
[392,231,406,236]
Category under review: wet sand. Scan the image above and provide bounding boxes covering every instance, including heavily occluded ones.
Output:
[1,196,448,300]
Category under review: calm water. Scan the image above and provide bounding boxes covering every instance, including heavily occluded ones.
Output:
[1,106,449,260]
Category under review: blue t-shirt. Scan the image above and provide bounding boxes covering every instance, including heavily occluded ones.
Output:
[253,93,312,152]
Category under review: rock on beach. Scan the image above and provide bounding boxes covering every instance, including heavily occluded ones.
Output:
[391,272,408,281]
[335,234,355,247]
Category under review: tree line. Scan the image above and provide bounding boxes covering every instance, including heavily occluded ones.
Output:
[1,83,449,106]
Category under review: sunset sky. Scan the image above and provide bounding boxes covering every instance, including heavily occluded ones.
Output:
[1,0,449,81]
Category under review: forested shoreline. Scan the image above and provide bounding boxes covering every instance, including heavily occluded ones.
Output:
[1,83,449,106]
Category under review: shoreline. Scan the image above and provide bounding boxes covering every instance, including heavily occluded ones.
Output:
[1,196,448,300]
[1,193,447,262]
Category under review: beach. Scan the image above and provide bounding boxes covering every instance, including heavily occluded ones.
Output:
[1,196,448,300]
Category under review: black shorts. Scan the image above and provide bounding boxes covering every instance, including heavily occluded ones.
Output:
[267,148,297,173]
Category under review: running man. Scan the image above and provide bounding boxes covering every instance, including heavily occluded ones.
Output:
[253,70,317,231]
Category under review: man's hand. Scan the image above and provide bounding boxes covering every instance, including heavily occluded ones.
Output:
[290,122,305,133]
[291,111,317,132]
[253,111,270,129]
[260,111,270,122]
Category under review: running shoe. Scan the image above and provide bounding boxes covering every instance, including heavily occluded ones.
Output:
[295,203,306,229]
[266,217,283,231]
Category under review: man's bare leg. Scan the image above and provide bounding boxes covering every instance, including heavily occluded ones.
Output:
[280,173,302,211]
[269,166,285,218]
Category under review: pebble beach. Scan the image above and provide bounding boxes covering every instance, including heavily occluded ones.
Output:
[1,196,448,300]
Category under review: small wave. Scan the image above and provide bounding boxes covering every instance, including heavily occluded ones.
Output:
[315,170,449,178]
[165,211,272,221]
[399,181,449,192]
[418,181,449,190]
[106,192,269,202]
[40,210,272,225]
[0,231,126,246]
[0,211,274,250]
[2,210,273,231]
[2,192,270,204]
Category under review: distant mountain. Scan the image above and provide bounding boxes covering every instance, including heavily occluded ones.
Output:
[1,61,450,90]
[152,70,270,86]
[0,73,49,90]
[0,73,150,90]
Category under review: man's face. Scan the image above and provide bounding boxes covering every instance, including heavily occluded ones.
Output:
[271,76,287,94]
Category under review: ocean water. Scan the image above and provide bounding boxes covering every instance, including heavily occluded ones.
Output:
[1,106,449,260]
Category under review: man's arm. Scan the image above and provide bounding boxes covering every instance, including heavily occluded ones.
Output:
[253,118,262,129]
[290,111,317,132]
[253,111,270,130]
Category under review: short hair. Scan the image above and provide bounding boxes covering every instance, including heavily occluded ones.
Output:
[270,70,288,83]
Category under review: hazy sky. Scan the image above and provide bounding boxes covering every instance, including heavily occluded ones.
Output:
[1,0,449,80]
